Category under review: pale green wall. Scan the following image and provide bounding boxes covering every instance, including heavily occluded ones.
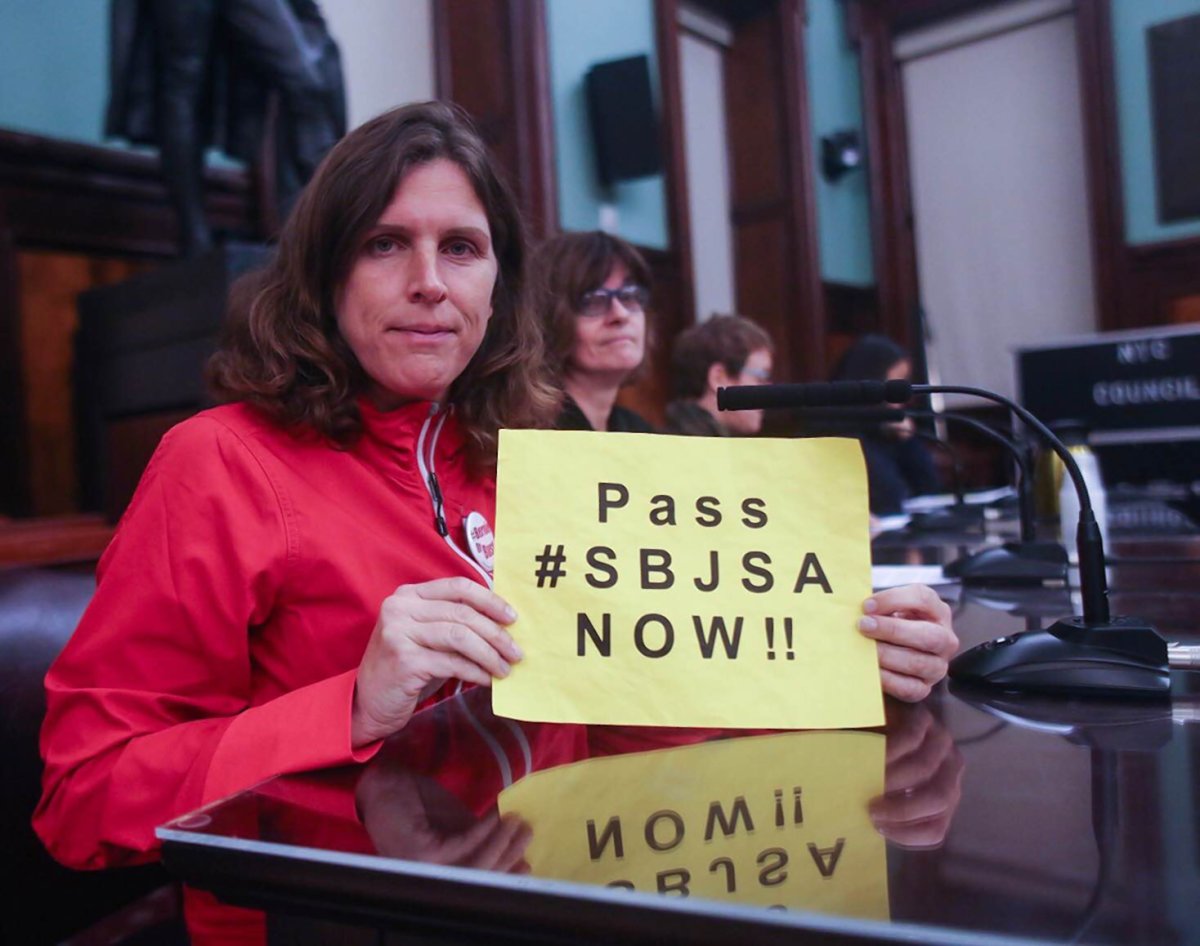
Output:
[805,0,874,286]
[5,1,1196,256]
[0,0,110,145]
[545,0,668,250]
[0,0,232,166]
[1111,0,1200,244]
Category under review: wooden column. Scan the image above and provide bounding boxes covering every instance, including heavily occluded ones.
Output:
[434,0,558,240]
[724,0,827,382]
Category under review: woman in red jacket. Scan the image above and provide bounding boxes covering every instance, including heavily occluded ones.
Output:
[34,101,556,871]
[35,101,957,886]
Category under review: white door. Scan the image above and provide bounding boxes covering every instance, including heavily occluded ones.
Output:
[679,5,737,323]
[898,0,1098,405]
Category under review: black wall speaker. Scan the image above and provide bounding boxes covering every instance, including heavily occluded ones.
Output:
[1148,14,1200,223]
[584,54,662,187]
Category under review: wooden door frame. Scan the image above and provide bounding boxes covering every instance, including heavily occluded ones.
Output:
[688,0,827,381]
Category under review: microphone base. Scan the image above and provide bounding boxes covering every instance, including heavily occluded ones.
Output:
[944,541,1068,586]
[949,616,1170,697]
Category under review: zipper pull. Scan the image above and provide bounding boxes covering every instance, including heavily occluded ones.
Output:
[428,471,449,537]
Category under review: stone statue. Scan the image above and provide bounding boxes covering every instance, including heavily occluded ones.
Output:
[106,0,347,256]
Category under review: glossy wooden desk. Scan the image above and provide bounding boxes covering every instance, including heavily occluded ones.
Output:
[158,528,1200,946]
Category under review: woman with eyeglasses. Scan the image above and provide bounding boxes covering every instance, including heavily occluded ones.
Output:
[529,231,656,432]
[665,314,774,436]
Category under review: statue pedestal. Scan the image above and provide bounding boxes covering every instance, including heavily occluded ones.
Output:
[76,242,269,520]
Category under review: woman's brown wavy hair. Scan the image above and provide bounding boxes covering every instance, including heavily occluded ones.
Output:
[208,101,558,469]
[527,230,655,385]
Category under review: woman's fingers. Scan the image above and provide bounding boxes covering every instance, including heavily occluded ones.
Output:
[871,640,949,685]
[867,583,953,627]
[407,621,514,680]
[353,579,524,746]
[406,576,518,627]
[414,650,496,690]
[393,579,524,663]
[859,584,959,695]
[402,597,524,664]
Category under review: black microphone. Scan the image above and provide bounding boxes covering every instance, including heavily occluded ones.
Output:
[907,409,1068,585]
[719,379,1169,697]
[718,380,913,411]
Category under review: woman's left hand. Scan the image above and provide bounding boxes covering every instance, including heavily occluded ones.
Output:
[858,584,958,702]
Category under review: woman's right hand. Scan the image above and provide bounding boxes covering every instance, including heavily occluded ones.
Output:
[351,577,523,748]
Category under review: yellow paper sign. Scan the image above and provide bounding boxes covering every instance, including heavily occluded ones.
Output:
[497,730,889,918]
[492,431,882,728]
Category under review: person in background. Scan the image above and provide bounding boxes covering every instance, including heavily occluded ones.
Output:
[529,244,954,701]
[528,231,656,432]
[831,334,941,515]
[665,314,773,436]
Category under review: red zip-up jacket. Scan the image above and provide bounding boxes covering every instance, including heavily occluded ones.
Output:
[34,399,495,870]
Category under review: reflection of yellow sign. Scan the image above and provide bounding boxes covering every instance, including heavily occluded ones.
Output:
[498,731,888,918]
[493,431,882,728]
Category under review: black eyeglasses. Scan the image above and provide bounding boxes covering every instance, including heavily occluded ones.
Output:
[576,284,650,318]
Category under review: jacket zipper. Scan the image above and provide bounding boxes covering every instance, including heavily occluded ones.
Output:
[416,405,493,588]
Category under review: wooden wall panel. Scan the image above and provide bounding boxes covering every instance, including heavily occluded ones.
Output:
[619,247,687,425]
[732,216,792,365]
[1126,237,1200,328]
[435,0,557,240]
[725,1,825,383]
[726,19,787,208]
[0,130,256,258]
[0,220,24,514]
[1075,0,1126,333]
[846,0,921,349]
[1170,295,1200,324]
[0,130,257,516]
[20,253,91,516]
[435,0,695,423]
[17,252,148,516]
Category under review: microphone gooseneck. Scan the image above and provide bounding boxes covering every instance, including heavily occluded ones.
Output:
[906,409,1035,543]
[719,378,1169,696]
[722,380,1107,623]
[910,430,965,505]
[905,408,1066,584]
[905,383,1108,624]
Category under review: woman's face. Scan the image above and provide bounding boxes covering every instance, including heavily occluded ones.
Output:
[335,158,498,408]
[566,263,646,384]
[720,347,773,435]
[886,357,912,383]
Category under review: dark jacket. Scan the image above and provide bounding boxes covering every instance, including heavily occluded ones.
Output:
[663,400,726,437]
[860,435,941,515]
[555,395,655,433]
